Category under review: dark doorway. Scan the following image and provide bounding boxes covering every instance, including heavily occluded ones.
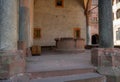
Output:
[92,34,99,44]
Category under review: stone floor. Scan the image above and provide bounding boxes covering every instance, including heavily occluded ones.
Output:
[26,50,94,73]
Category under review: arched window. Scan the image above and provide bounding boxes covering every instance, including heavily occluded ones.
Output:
[117,9,120,19]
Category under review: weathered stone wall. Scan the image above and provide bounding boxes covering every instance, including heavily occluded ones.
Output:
[34,0,86,46]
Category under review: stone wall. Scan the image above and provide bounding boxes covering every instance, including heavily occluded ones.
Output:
[34,0,86,46]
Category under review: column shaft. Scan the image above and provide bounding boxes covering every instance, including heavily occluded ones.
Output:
[19,0,30,47]
[98,0,113,48]
[19,6,29,41]
[0,0,18,50]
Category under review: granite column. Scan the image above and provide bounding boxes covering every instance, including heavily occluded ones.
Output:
[0,0,18,50]
[18,0,30,55]
[98,0,113,48]
[91,1,120,81]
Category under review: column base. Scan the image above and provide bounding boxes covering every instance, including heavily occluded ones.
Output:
[91,48,120,67]
[97,67,120,82]
[0,73,29,82]
[0,50,25,79]
[18,41,26,57]
[91,48,120,82]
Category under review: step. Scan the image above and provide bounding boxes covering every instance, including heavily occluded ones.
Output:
[30,73,106,82]
[29,67,95,79]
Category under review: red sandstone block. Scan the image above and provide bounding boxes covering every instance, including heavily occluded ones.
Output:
[18,41,26,57]
[0,50,25,79]
[91,48,104,66]
[97,67,120,82]
[91,48,120,67]
[106,75,120,82]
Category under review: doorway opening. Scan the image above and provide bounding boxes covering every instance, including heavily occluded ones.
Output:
[92,34,99,44]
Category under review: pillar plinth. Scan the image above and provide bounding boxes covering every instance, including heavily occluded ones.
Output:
[91,48,120,67]
[0,50,25,79]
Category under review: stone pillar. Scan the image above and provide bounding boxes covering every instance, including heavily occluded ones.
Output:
[86,13,91,45]
[91,1,120,82]
[0,1,28,81]
[18,0,30,56]
[19,0,29,42]
[0,0,18,50]
[98,0,113,48]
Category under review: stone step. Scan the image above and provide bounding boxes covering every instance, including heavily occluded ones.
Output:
[29,67,95,79]
[30,73,106,82]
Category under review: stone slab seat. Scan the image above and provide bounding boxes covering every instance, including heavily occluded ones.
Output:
[30,73,106,82]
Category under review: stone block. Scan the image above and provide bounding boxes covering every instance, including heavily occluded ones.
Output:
[18,41,26,57]
[91,48,120,67]
[97,67,120,82]
[0,73,29,82]
[0,50,25,79]
[106,75,120,82]
[76,39,85,49]
[91,48,104,66]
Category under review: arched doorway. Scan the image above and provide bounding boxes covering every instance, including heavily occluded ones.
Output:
[92,34,99,44]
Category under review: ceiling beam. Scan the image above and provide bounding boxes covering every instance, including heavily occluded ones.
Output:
[84,0,92,14]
